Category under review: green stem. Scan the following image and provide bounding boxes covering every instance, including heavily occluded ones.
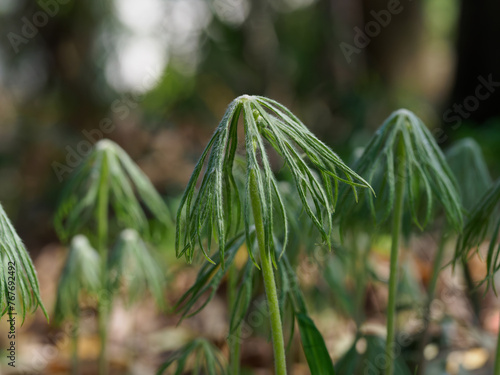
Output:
[462,259,481,323]
[71,318,79,375]
[385,136,406,375]
[228,263,242,375]
[249,172,287,375]
[416,232,447,375]
[97,156,110,375]
[352,233,366,327]
[494,327,500,375]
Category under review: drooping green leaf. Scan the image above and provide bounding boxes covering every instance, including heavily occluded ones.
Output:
[279,255,335,374]
[175,234,246,322]
[296,313,336,375]
[54,235,100,324]
[229,257,256,335]
[455,179,500,292]
[0,203,47,322]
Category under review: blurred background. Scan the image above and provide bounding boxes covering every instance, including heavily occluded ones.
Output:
[0,0,500,373]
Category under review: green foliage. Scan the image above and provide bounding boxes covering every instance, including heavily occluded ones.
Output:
[445,138,492,211]
[54,235,101,324]
[108,229,166,308]
[0,203,47,322]
[278,256,336,374]
[339,109,463,232]
[296,313,335,375]
[176,95,372,269]
[55,139,171,244]
[455,179,500,292]
[157,338,227,375]
[175,235,246,322]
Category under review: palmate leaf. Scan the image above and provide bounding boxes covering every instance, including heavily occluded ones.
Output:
[0,203,47,322]
[108,229,166,309]
[176,95,372,269]
[455,180,500,292]
[157,338,227,375]
[338,109,463,233]
[445,138,493,212]
[54,235,101,324]
[54,139,171,244]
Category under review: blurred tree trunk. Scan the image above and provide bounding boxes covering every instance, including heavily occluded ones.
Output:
[449,0,500,123]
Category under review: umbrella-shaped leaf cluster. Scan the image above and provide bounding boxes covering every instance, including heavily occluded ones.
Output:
[339,109,463,232]
[55,139,171,243]
[176,95,372,268]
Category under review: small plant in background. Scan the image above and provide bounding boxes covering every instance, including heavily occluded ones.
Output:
[0,203,47,321]
[176,95,372,375]
[339,109,463,375]
[454,179,500,374]
[445,139,493,318]
[54,139,170,375]
[414,138,493,373]
[156,338,227,375]
[54,235,100,372]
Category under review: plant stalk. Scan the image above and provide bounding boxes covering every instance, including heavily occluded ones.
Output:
[228,263,242,375]
[71,318,80,375]
[462,258,481,323]
[416,232,447,375]
[385,136,406,375]
[97,156,110,375]
[250,173,287,375]
[352,233,366,327]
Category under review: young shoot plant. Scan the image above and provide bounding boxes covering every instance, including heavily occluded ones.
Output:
[54,139,170,375]
[445,138,492,318]
[338,109,463,375]
[176,95,372,375]
[54,234,100,373]
[156,338,227,375]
